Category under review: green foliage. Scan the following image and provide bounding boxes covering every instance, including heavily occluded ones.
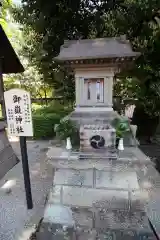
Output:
[13,0,160,116]
[107,1,160,116]
[32,113,61,139]
[32,101,72,139]
[55,119,76,139]
[112,117,130,138]
[32,101,72,116]
[12,0,122,103]
[2,8,54,100]
[114,77,139,99]
[0,0,12,31]
[55,119,80,147]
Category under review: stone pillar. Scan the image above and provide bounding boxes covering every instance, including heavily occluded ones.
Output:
[103,78,108,106]
[76,77,85,106]
[108,76,113,107]
[79,77,84,105]
[75,77,80,106]
[103,76,113,107]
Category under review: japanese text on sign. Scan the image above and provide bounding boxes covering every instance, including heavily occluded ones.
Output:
[4,89,33,136]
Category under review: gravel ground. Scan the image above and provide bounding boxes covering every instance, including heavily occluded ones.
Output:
[0,140,53,240]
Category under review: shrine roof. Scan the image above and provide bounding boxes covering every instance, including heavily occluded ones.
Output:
[0,25,24,74]
[55,36,140,62]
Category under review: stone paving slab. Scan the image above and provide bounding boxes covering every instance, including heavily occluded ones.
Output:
[95,209,150,230]
[48,185,149,212]
[54,168,139,190]
[48,157,151,172]
[71,207,93,228]
[96,170,139,190]
[37,225,75,240]
[49,185,129,209]
[38,220,156,240]
[75,227,97,240]
[71,207,151,231]
[54,168,140,190]
[54,168,93,187]
[37,204,76,240]
[43,204,75,226]
[97,230,156,240]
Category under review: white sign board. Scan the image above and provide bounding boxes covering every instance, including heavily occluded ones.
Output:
[4,89,33,137]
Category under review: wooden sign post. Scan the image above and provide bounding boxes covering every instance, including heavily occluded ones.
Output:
[4,89,33,209]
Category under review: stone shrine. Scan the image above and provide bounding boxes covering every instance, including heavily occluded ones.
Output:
[56,36,140,149]
[37,37,159,239]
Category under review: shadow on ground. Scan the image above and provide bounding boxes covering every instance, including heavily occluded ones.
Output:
[139,142,160,173]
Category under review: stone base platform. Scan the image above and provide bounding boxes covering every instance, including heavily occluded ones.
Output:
[47,147,153,168]
[36,146,159,239]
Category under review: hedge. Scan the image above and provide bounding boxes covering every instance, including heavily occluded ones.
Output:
[32,101,72,116]
[32,113,61,139]
[32,102,73,139]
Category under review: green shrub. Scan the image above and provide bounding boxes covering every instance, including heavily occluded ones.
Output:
[32,101,73,139]
[55,119,80,147]
[112,117,130,138]
[32,101,72,117]
[32,113,61,139]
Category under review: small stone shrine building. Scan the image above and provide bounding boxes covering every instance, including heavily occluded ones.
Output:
[56,36,139,114]
[39,37,159,240]
[55,36,140,149]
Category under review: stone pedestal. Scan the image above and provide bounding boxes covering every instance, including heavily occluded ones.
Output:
[80,124,116,150]
[68,109,138,147]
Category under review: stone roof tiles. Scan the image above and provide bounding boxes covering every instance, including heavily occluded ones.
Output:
[55,36,140,61]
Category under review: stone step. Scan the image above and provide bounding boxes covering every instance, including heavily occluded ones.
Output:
[36,204,76,240]
[37,225,156,240]
[79,148,117,160]
[36,203,155,240]
[53,168,140,190]
[47,147,154,168]
[71,206,150,230]
[47,184,149,211]
[48,158,153,174]
[76,229,156,240]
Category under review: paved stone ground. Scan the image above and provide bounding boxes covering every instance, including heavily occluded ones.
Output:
[0,140,53,240]
[1,138,159,240]
[139,142,160,238]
